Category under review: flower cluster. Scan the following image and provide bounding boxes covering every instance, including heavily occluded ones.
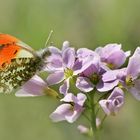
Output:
[16,42,140,136]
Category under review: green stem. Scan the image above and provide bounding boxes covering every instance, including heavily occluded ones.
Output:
[90,94,96,131]
[89,92,99,140]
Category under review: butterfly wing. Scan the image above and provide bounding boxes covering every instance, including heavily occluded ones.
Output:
[0,34,41,93]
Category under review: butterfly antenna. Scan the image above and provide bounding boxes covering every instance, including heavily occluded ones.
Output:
[44,30,53,48]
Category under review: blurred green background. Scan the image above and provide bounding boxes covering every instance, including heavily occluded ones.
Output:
[0,0,140,140]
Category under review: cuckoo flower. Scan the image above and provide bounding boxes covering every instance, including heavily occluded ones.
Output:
[75,48,109,92]
[95,44,130,69]
[103,47,140,100]
[77,125,90,134]
[49,93,87,123]
[45,42,79,94]
[46,46,99,94]
[99,87,124,115]
[97,68,126,92]
[46,41,75,85]
[125,47,140,100]
[59,48,103,94]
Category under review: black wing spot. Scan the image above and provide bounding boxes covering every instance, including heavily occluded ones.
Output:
[1,62,6,68]
[13,50,18,55]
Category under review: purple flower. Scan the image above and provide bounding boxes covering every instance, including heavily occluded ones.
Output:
[49,93,87,123]
[99,87,124,115]
[98,68,126,92]
[77,125,89,134]
[45,42,81,95]
[75,49,108,92]
[99,47,140,101]
[103,47,140,100]
[46,42,75,85]
[77,118,101,134]
[15,75,48,97]
[95,44,130,69]
[125,47,140,100]
[46,44,96,95]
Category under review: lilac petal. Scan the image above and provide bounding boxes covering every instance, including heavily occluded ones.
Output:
[49,104,72,122]
[98,44,122,59]
[125,51,131,57]
[15,75,47,97]
[62,48,75,69]
[48,46,61,54]
[61,93,76,103]
[73,57,93,75]
[99,87,124,115]
[61,93,86,106]
[108,87,124,100]
[127,55,140,79]
[74,54,100,75]
[103,44,122,54]
[95,47,102,55]
[107,50,126,68]
[77,48,95,58]
[59,78,70,95]
[76,93,87,106]
[82,63,100,77]
[102,70,118,82]
[62,41,70,51]
[116,68,127,80]
[133,47,140,56]
[73,59,83,75]
[76,77,94,92]
[128,79,140,100]
[65,105,84,123]
[46,54,63,72]
[77,125,89,134]
[105,43,122,50]
[99,100,112,115]
[97,80,119,92]
[97,44,128,68]
[47,71,64,85]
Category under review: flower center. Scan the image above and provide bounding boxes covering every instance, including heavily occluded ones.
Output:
[107,63,115,69]
[64,68,73,79]
[125,75,134,86]
[90,73,100,85]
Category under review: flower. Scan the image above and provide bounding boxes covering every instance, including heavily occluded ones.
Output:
[15,75,48,97]
[49,93,87,123]
[75,48,109,92]
[99,87,124,115]
[77,125,89,134]
[46,41,75,85]
[98,47,140,100]
[125,47,140,100]
[77,118,101,135]
[95,44,130,69]
[97,68,126,92]
[45,42,80,95]
[45,44,94,95]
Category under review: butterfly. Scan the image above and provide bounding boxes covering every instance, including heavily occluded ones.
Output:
[0,34,49,93]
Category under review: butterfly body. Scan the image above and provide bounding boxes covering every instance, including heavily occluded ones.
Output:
[0,34,46,93]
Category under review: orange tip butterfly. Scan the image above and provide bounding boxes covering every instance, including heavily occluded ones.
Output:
[0,33,52,93]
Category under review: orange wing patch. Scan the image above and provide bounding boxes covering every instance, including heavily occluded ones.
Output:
[0,34,18,45]
[0,44,21,68]
[0,34,21,68]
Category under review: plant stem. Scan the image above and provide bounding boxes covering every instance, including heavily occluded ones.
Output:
[89,92,99,140]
